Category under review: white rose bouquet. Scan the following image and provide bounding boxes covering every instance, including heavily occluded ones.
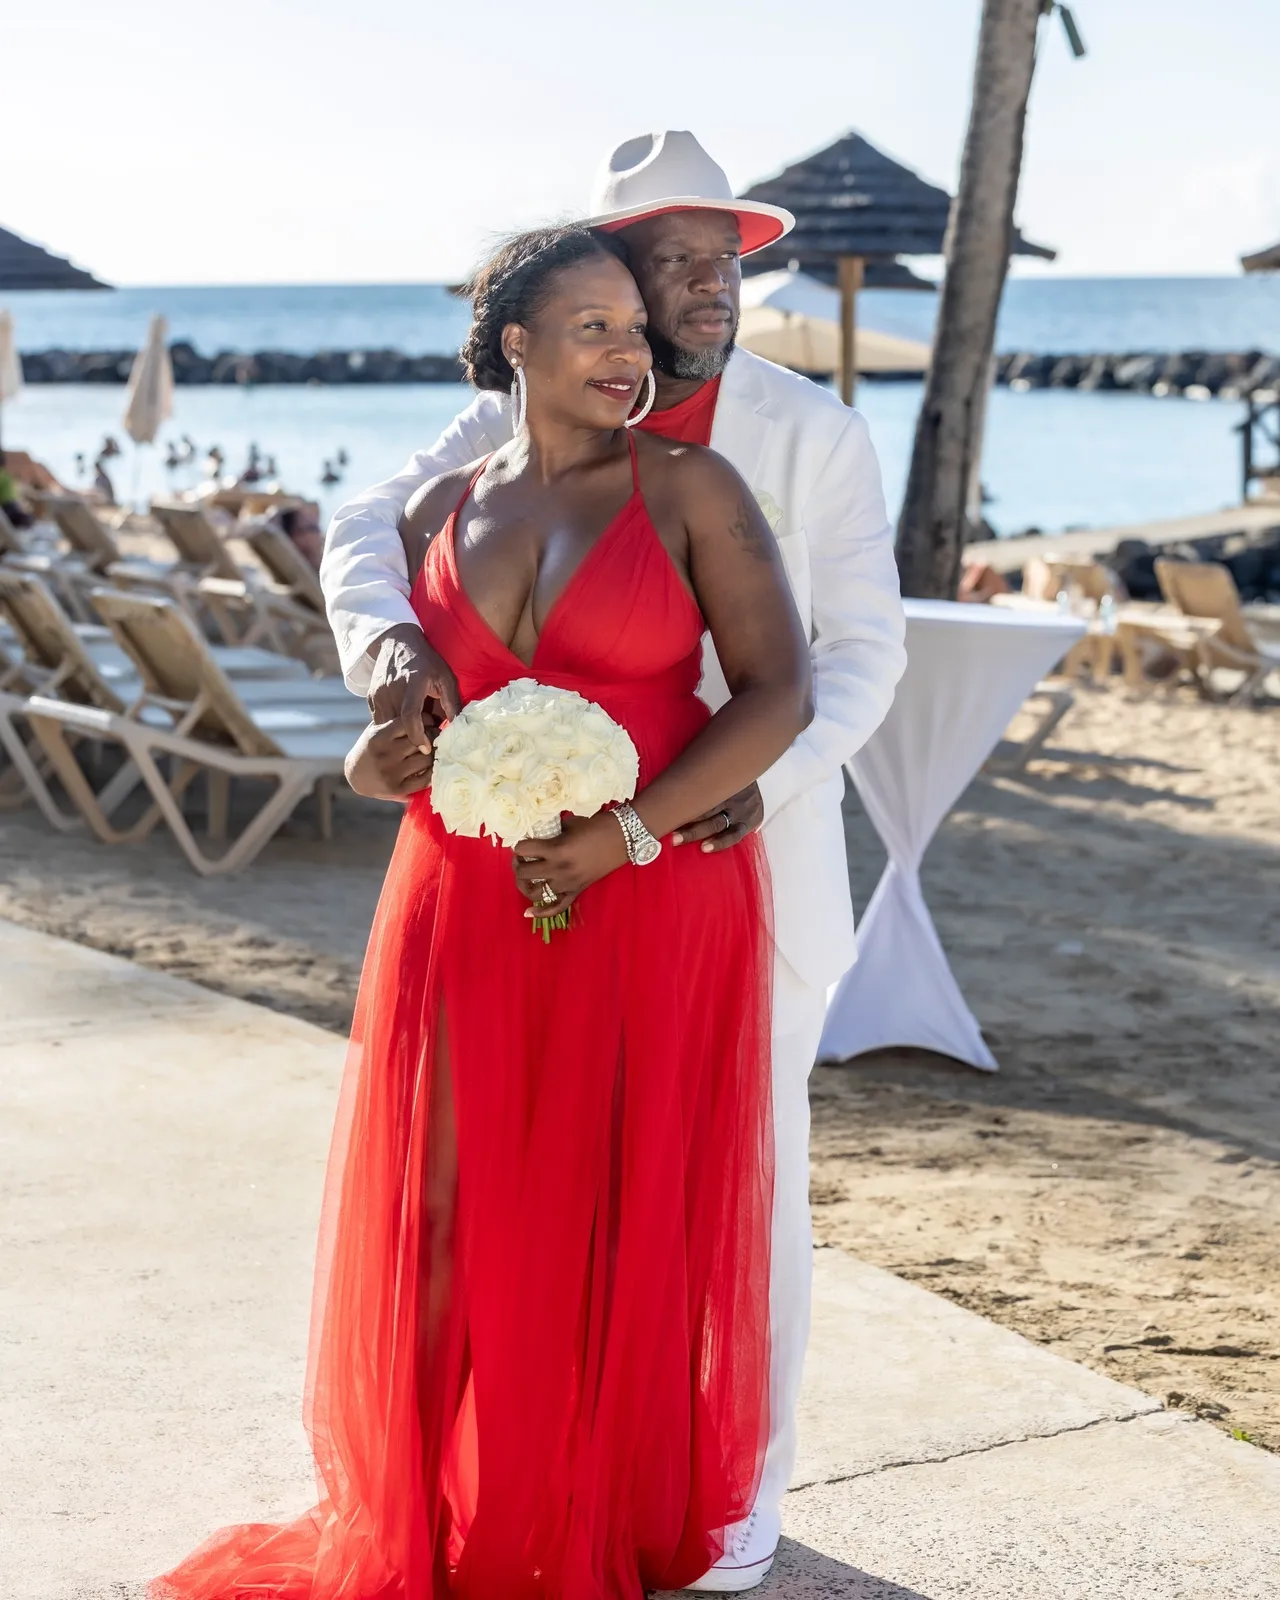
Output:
[430,677,640,938]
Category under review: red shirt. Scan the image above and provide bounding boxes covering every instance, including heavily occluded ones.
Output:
[636,376,721,447]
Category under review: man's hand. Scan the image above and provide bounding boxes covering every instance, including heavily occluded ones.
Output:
[367,623,461,752]
[671,782,764,853]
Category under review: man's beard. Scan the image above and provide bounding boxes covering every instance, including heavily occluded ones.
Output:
[647,322,736,382]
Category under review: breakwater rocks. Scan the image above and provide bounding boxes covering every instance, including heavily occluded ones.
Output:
[1108,525,1280,604]
[19,343,467,385]
[995,350,1280,399]
[18,344,1280,395]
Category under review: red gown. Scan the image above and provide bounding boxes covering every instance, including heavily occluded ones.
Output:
[153,438,774,1600]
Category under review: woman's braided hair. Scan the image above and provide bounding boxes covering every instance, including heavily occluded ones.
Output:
[460,224,632,392]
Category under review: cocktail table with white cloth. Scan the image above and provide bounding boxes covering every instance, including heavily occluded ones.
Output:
[819,599,1087,1071]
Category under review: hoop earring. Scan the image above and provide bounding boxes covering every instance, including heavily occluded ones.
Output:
[510,365,527,432]
[625,369,656,429]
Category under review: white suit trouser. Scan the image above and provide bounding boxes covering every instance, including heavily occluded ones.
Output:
[751,950,828,1530]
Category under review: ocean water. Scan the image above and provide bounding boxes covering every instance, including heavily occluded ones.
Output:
[2,277,1275,535]
[6,284,473,359]
[6,377,1251,539]
[5,276,1280,359]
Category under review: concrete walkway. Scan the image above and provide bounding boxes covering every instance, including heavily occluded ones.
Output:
[1,921,1276,1600]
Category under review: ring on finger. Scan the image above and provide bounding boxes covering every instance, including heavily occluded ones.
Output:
[717,810,733,833]
[533,879,559,908]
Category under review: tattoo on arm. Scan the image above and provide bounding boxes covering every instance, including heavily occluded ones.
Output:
[728,495,773,562]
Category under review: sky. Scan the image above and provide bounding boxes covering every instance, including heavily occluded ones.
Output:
[10,0,1280,286]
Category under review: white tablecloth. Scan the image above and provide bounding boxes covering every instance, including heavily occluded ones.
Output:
[819,598,1086,1071]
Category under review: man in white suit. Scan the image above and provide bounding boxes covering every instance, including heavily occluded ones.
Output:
[323,131,906,1591]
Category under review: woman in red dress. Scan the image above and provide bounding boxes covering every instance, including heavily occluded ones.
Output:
[153,226,811,1600]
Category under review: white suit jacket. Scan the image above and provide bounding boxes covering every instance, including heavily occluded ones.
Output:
[322,348,906,989]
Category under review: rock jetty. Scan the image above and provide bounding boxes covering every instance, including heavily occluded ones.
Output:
[1107,523,1280,604]
[15,344,1280,396]
[994,350,1280,399]
[18,343,466,385]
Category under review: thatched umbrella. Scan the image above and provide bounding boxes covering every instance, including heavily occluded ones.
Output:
[0,225,109,290]
[740,131,1054,402]
[1241,241,1280,273]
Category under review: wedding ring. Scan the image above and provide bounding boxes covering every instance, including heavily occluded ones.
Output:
[537,881,559,908]
[717,810,733,833]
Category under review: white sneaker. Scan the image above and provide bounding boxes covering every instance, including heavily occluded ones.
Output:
[681,1507,780,1593]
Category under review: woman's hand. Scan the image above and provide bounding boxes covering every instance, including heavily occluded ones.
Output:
[511,811,630,919]
[345,719,434,800]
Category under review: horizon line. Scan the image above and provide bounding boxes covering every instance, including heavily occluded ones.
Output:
[4,270,1268,294]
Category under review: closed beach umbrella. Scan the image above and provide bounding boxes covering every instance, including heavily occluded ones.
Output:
[0,310,21,453]
[122,313,174,445]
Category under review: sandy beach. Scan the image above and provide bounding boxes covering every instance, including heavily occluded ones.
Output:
[1,684,1276,1452]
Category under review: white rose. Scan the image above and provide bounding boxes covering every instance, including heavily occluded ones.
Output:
[578,708,617,749]
[560,752,612,814]
[525,763,570,817]
[437,682,638,838]
[609,734,639,795]
[490,730,537,782]
[591,751,627,798]
[539,717,581,760]
[437,715,491,773]
[430,767,484,836]
[485,781,534,846]
[516,703,557,740]
[504,678,542,713]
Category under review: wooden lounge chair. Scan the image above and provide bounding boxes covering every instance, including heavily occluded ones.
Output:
[1,498,106,620]
[1113,613,1208,694]
[1023,557,1120,606]
[149,499,272,646]
[1020,558,1123,680]
[0,619,48,810]
[0,569,177,835]
[147,500,334,662]
[239,516,339,669]
[1155,558,1280,704]
[0,570,330,836]
[149,498,243,581]
[44,494,124,569]
[243,517,326,615]
[42,493,165,580]
[25,588,370,874]
[37,491,206,625]
[0,568,313,692]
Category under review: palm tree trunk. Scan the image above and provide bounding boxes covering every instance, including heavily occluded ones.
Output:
[895,0,1045,598]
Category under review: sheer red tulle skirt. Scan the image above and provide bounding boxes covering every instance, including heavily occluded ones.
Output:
[152,474,774,1600]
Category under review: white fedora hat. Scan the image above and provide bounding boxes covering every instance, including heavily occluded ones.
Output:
[587,130,794,256]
